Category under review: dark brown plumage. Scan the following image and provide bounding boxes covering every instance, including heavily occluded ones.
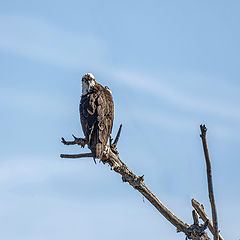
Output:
[80,74,114,160]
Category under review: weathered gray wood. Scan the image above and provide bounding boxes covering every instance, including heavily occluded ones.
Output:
[100,143,210,240]
[61,135,88,147]
[61,125,212,240]
[193,210,199,225]
[192,199,224,240]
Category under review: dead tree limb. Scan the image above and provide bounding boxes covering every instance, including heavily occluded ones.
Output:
[100,144,210,240]
[187,210,209,240]
[61,125,211,240]
[102,145,189,232]
[200,125,219,240]
[192,199,223,240]
[61,135,88,147]
[60,153,93,158]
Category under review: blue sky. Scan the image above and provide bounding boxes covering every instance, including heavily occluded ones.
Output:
[0,1,240,239]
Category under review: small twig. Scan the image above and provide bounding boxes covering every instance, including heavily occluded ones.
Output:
[192,210,199,225]
[60,153,93,158]
[61,137,76,145]
[113,124,122,145]
[192,199,224,240]
[200,124,219,240]
[110,124,122,154]
[185,210,209,240]
[61,136,88,147]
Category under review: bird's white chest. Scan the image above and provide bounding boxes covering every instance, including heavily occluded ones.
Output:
[82,82,89,95]
[82,80,95,95]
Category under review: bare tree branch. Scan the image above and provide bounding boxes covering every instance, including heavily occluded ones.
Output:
[200,124,219,240]
[61,125,211,240]
[61,135,88,147]
[110,124,122,154]
[192,210,199,225]
[187,210,209,240]
[60,153,93,158]
[99,141,210,239]
[113,124,122,145]
[192,199,224,240]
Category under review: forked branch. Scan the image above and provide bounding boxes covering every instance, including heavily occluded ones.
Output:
[100,141,210,240]
[192,199,223,240]
[63,125,212,239]
[60,125,214,240]
[61,135,88,147]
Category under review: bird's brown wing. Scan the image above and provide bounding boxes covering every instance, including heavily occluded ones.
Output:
[80,84,114,159]
[95,87,114,158]
[80,93,97,143]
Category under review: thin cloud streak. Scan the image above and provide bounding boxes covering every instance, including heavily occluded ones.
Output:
[122,107,240,140]
[0,87,72,116]
[1,15,239,128]
[110,69,240,122]
[0,156,103,187]
[0,15,108,70]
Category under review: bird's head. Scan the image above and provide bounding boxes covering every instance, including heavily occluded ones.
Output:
[82,73,96,95]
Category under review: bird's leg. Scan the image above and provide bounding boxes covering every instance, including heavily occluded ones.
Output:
[61,135,88,148]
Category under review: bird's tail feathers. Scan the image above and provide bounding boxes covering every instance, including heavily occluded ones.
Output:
[95,143,103,159]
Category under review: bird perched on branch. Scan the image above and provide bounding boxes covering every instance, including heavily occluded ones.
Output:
[80,73,114,162]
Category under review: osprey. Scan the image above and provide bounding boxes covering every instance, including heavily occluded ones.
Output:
[80,73,114,161]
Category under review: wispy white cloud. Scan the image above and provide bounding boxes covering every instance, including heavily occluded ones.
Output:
[0,15,108,70]
[109,69,240,122]
[0,190,190,240]
[0,156,102,186]
[120,107,240,140]
[1,15,239,135]
[0,87,72,116]
[0,155,237,240]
